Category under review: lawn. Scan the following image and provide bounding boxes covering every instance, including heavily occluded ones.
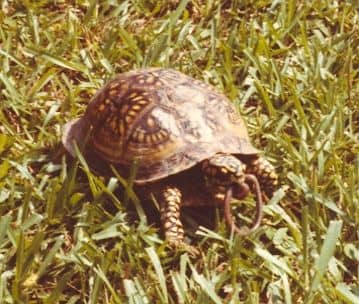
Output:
[0,0,358,303]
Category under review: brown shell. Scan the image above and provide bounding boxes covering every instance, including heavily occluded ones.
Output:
[62,68,259,184]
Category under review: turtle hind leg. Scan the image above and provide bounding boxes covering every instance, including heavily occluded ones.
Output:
[245,156,278,198]
[160,186,184,245]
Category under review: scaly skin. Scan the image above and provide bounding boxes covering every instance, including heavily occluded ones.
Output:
[159,153,278,244]
[160,187,184,245]
[245,156,278,198]
[62,69,280,246]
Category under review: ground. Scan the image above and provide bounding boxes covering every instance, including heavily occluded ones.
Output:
[0,0,358,303]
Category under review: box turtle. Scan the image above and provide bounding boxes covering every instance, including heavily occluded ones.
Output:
[62,68,278,245]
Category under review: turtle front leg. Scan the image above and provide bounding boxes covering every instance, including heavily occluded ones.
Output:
[160,186,185,245]
[245,156,278,198]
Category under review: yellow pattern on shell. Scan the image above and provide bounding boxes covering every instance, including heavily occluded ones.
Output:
[71,68,259,183]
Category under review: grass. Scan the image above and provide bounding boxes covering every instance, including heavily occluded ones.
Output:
[0,0,358,303]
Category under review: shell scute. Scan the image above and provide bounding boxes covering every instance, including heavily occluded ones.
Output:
[63,68,259,183]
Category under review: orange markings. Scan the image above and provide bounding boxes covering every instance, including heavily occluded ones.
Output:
[145,135,152,144]
[132,95,146,102]
[109,89,118,97]
[131,104,142,111]
[137,99,149,105]
[145,76,155,84]
[147,117,155,128]
[128,110,137,117]
[125,115,133,123]
[109,82,121,89]
[137,131,145,142]
[151,134,160,142]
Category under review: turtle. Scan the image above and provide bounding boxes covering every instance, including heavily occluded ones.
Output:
[62,68,278,245]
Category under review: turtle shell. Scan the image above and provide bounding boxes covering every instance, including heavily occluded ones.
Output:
[62,68,259,184]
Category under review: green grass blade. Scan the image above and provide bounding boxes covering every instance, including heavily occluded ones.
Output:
[44,271,74,304]
[335,283,359,304]
[307,220,343,302]
[190,264,222,304]
[24,46,88,73]
[145,247,168,303]
[93,266,122,304]
[37,236,64,279]
[255,247,296,279]
[0,215,11,246]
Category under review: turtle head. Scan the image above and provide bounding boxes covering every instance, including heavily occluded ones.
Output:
[202,154,250,202]
[62,117,92,157]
